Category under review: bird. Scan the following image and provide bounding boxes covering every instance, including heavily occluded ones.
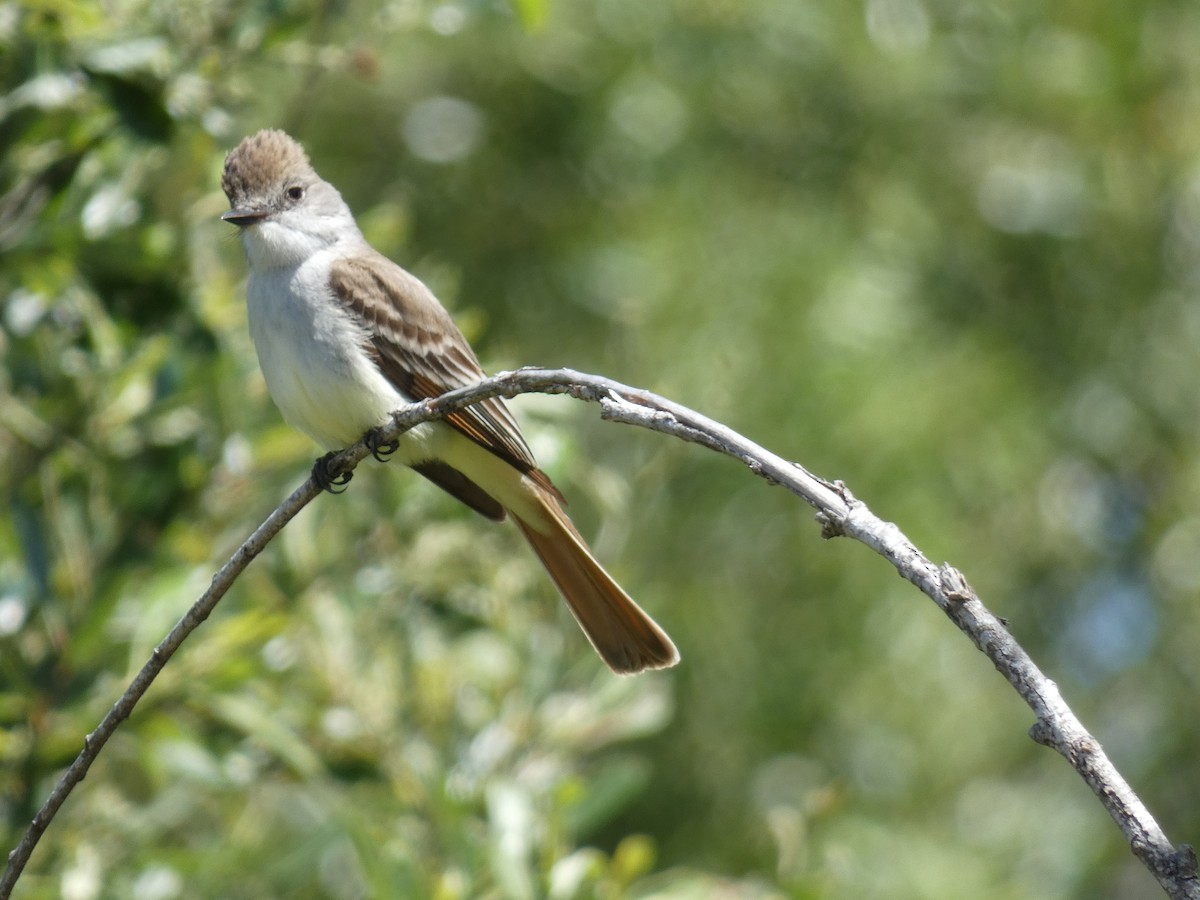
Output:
[220,129,678,674]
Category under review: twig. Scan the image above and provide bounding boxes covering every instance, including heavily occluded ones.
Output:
[3,367,1196,898]
[2,479,324,898]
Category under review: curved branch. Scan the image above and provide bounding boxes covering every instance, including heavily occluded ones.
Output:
[2,478,325,899]
[3,367,1196,898]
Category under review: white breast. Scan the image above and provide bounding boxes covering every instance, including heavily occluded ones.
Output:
[245,247,407,451]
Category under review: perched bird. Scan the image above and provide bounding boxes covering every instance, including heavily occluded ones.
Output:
[221,129,678,673]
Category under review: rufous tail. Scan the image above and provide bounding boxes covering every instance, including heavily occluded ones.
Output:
[512,492,679,674]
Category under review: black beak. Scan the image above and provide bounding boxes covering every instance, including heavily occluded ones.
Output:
[221,207,270,226]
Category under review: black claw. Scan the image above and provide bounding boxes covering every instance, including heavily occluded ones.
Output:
[312,452,353,494]
[365,426,399,462]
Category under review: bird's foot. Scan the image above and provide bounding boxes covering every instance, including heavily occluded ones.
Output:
[312,452,353,494]
[364,426,399,462]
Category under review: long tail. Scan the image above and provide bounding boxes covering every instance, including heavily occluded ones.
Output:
[512,491,679,675]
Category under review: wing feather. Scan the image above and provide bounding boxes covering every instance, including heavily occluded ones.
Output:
[329,253,557,495]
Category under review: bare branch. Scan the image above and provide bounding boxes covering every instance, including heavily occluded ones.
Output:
[3,367,1196,898]
[2,476,322,898]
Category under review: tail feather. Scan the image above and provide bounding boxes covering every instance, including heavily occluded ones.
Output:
[512,492,679,675]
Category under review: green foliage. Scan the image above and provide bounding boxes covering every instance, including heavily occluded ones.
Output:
[4,0,1200,896]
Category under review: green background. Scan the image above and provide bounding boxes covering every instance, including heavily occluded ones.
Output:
[4,0,1200,896]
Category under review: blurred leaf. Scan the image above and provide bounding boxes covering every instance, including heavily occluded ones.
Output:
[4,0,1198,897]
[511,0,549,31]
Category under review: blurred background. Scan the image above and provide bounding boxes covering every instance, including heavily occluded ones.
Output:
[3,0,1200,897]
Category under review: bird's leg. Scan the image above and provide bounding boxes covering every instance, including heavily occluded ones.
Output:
[312,452,353,493]
[364,426,399,462]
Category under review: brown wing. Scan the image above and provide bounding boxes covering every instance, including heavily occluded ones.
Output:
[328,252,558,498]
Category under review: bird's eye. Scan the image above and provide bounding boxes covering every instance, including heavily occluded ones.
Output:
[285,185,305,202]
